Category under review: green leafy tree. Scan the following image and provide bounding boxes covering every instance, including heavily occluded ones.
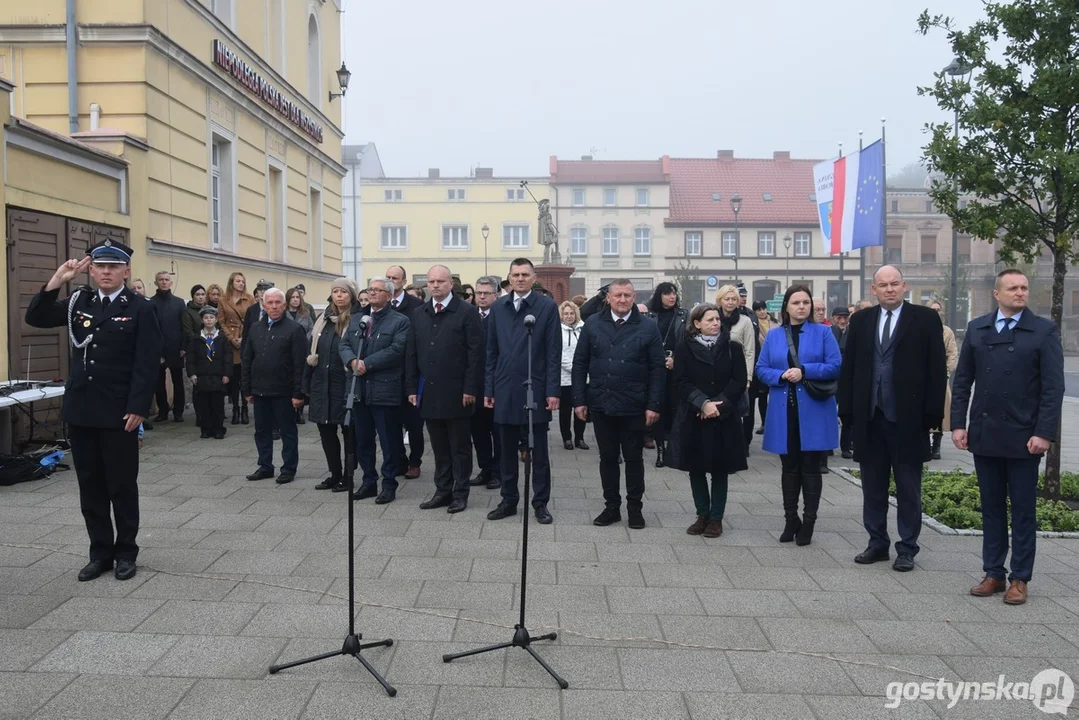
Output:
[917,0,1079,501]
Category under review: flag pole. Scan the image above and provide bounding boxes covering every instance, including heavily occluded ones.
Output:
[858,130,866,302]
[838,141,845,306]
[880,118,887,282]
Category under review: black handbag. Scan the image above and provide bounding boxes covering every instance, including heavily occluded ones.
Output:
[785,327,837,401]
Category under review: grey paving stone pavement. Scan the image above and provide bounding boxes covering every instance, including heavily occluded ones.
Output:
[0,409,1077,719]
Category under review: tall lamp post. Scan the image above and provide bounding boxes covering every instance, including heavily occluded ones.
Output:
[944,57,970,331]
[481,223,490,277]
[783,234,792,289]
[729,194,742,283]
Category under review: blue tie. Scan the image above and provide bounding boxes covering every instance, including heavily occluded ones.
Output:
[1002,318,1014,334]
[204,335,214,360]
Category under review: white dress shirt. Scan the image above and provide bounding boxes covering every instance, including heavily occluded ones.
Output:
[431,294,452,312]
[513,291,532,312]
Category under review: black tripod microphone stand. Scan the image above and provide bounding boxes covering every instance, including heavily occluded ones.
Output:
[269,320,396,696]
[441,313,568,689]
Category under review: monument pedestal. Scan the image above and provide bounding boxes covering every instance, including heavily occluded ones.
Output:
[535,264,575,304]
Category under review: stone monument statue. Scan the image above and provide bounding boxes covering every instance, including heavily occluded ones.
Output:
[537,198,562,264]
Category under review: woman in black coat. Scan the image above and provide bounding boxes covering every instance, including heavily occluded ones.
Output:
[668,303,748,539]
[303,278,359,491]
[646,282,687,467]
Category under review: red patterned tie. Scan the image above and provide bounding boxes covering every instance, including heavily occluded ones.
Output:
[435,303,443,314]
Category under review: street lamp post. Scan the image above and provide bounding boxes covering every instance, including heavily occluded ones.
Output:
[481,223,490,277]
[729,194,742,283]
[784,234,792,289]
[944,57,970,331]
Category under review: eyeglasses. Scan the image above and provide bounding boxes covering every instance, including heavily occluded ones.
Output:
[464,293,474,299]
[366,288,389,294]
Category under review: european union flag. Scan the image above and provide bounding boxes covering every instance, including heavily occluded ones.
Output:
[851,140,884,249]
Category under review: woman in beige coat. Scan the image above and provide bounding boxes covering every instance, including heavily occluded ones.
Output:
[715,285,756,414]
[927,300,959,459]
[219,271,254,425]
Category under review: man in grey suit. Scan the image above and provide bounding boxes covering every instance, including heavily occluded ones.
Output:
[952,269,1064,605]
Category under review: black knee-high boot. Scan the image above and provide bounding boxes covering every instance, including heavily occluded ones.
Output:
[796,471,822,546]
[779,472,802,542]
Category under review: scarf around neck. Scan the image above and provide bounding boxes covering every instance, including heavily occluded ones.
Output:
[695,333,720,348]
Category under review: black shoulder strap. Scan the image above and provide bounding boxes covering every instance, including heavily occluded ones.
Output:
[785,326,803,371]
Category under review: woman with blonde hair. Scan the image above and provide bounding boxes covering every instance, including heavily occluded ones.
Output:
[714,285,756,447]
[304,278,359,491]
[219,271,254,424]
[558,300,588,450]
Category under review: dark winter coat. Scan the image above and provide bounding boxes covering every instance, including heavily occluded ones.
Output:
[405,296,484,419]
[150,289,186,361]
[339,306,409,406]
[667,335,748,475]
[186,331,233,393]
[181,301,205,346]
[303,310,350,425]
[484,292,562,425]
[572,306,665,416]
[240,314,307,399]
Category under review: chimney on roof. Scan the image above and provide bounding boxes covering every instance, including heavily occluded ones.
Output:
[428,168,440,179]
[474,167,494,179]
[581,155,593,161]
[773,151,791,161]
[717,150,734,160]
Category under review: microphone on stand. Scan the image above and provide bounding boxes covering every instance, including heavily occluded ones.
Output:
[354,316,371,372]
[523,314,536,333]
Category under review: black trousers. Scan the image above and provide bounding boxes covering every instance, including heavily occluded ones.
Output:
[155,360,185,416]
[592,411,646,510]
[67,424,140,562]
[840,419,852,454]
[253,396,299,475]
[427,418,473,502]
[558,386,586,443]
[742,385,757,447]
[860,411,923,557]
[226,365,242,407]
[497,422,551,507]
[397,400,425,468]
[470,404,500,480]
[757,388,768,426]
[317,422,345,480]
[193,390,225,435]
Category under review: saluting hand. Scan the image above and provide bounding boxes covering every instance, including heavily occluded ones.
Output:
[46,257,91,291]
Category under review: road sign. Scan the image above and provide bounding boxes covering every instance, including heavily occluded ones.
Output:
[773,293,785,302]
[765,300,783,314]
[706,276,718,289]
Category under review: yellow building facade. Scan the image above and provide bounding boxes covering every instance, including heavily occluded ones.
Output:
[361,171,550,287]
[0,0,346,297]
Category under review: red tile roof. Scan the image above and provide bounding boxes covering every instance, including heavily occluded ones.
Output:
[549,155,670,184]
[667,154,822,226]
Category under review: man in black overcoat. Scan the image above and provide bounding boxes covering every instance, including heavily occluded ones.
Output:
[25,240,162,581]
[150,270,187,422]
[952,269,1064,605]
[386,264,426,479]
[838,265,946,572]
[406,265,485,513]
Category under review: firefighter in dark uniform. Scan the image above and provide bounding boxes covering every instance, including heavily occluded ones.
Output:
[25,240,162,581]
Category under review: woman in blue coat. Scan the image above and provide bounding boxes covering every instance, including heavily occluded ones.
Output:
[756,285,841,546]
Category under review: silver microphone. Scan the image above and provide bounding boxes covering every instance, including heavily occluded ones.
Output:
[523,314,536,328]
[358,315,371,330]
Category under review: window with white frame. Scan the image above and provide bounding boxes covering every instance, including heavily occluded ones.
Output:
[572,188,585,206]
[447,188,466,201]
[685,231,702,256]
[602,227,619,256]
[793,231,811,257]
[722,231,738,258]
[636,188,649,207]
[442,225,468,249]
[634,227,651,256]
[210,134,234,250]
[758,232,775,256]
[570,227,587,256]
[381,225,407,249]
[306,14,321,105]
[603,188,616,207]
[503,225,529,248]
[384,189,402,202]
[506,188,524,201]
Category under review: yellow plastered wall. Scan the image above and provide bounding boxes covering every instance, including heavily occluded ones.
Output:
[0,85,9,376]
[7,146,121,213]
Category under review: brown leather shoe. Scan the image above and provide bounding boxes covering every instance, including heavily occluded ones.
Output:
[702,519,723,538]
[969,576,1006,597]
[1003,579,1028,605]
[686,515,709,535]
[404,466,421,480]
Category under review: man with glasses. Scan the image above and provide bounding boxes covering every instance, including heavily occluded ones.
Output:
[469,277,502,489]
[385,264,425,480]
[340,276,410,504]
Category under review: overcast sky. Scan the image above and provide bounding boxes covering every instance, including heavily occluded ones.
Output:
[343,0,984,178]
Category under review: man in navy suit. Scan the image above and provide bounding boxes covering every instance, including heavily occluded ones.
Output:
[484,258,561,524]
[952,269,1064,605]
[385,264,426,479]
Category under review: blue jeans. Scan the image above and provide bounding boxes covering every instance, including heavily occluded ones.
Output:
[355,403,401,492]
[253,396,298,474]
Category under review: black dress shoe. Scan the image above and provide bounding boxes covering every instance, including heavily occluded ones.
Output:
[154,413,169,422]
[316,476,340,490]
[574,439,589,451]
[352,484,377,501]
[143,420,154,431]
[486,477,502,490]
[592,507,622,526]
[114,558,137,581]
[276,473,295,485]
[200,431,211,439]
[755,427,764,435]
[854,547,891,564]
[420,495,452,510]
[534,504,553,524]
[892,553,915,572]
[214,430,226,439]
[77,559,113,582]
[487,503,517,520]
[564,440,574,450]
[841,450,854,459]
[246,469,274,481]
[447,499,467,514]
[375,489,396,505]
[173,415,184,423]
[469,472,489,487]
[627,507,646,529]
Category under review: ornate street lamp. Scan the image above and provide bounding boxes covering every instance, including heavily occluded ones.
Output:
[328,63,352,102]
[784,234,793,289]
[729,194,742,282]
[481,223,490,276]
